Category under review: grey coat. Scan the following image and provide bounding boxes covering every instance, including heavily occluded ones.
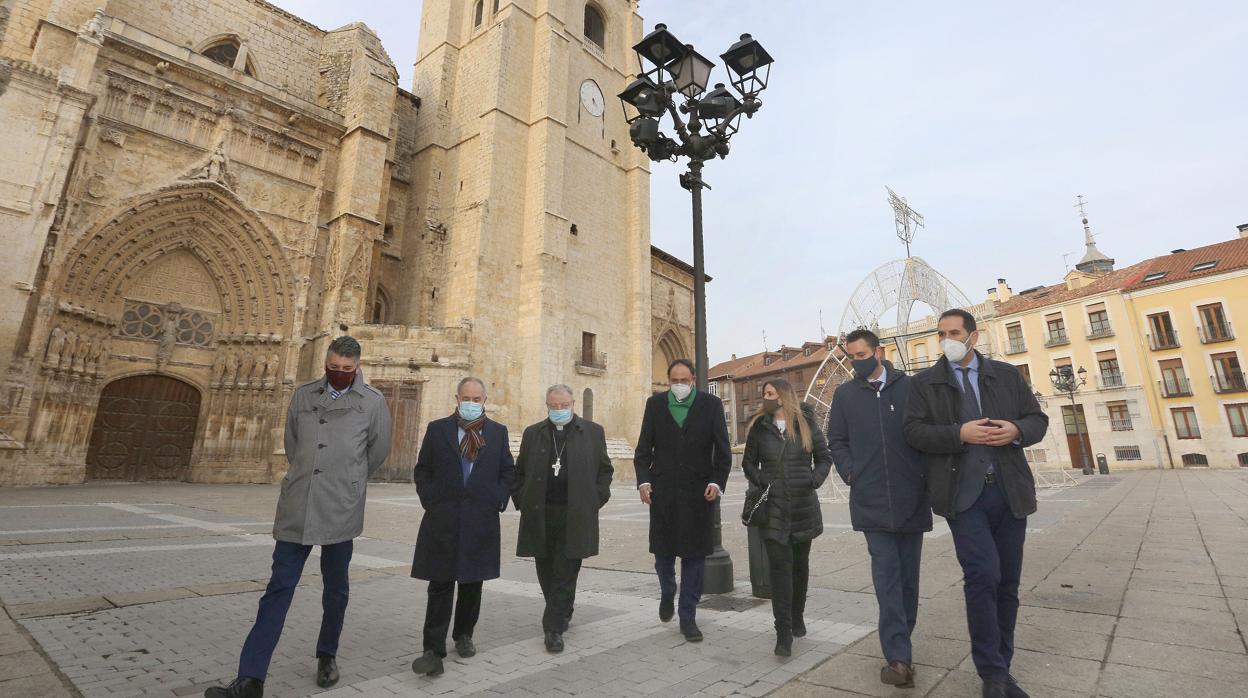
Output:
[273,371,392,545]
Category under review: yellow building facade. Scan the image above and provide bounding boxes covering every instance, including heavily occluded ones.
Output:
[1117,233,1248,468]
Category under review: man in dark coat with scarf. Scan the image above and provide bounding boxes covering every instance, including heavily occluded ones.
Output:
[634,358,732,642]
[904,309,1048,698]
[512,384,614,653]
[409,377,516,677]
[828,329,932,689]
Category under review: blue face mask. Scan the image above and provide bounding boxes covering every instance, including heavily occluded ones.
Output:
[852,356,879,380]
[458,401,484,421]
[548,408,573,426]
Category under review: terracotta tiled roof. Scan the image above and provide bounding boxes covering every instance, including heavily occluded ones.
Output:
[993,236,1248,315]
[708,352,764,379]
[1122,237,1248,291]
[733,343,831,380]
[994,262,1150,316]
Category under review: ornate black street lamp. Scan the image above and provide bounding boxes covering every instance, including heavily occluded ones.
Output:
[1049,365,1093,475]
[621,24,773,595]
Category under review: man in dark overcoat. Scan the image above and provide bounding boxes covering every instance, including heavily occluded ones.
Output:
[409,377,516,677]
[634,358,732,642]
[512,384,614,653]
[904,309,1048,698]
[206,336,391,698]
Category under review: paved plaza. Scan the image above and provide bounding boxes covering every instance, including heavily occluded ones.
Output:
[0,469,1245,697]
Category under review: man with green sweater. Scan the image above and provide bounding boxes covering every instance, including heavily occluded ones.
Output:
[633,359,733,642]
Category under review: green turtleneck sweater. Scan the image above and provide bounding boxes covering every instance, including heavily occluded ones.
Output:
[667,387,697,427]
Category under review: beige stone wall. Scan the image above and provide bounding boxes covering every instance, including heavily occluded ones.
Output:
[651,256,696,390]
[407,0,651,442]
[0,0,660,486]
[0,1,409,486]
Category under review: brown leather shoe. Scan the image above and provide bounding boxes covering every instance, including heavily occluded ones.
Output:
[880,661,915,688]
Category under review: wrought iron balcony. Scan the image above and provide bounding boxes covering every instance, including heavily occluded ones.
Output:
[1158,377,1192,398]
[1197,322,1234,344]
[1044,331,1070,348]
[1110,417,1134,432]
[1147,331,1180,350]
[1005,339,1027,355]
[1212,371,1247,394]
[1086,322,1114,339]
[1097,371,1126,390]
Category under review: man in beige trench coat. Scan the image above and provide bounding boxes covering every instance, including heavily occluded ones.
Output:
[206,336,391,698]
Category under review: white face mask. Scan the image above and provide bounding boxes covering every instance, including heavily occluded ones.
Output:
[670,383,693,401]
[942,337,972,363]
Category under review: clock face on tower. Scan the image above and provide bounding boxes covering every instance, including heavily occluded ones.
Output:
[579,79,605,117]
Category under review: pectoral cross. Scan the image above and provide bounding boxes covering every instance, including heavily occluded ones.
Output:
[552,459,562,477]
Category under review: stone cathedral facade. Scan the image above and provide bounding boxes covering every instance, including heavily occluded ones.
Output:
[0,0,695,486]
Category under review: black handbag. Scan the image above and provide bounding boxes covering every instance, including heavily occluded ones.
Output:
[741,483,771,527]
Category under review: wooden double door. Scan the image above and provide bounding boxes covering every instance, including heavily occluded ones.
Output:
[86,375,201,481]
[1061,404,1093,471]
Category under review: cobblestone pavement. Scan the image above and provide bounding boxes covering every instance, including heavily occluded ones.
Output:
[0,469,1244,697]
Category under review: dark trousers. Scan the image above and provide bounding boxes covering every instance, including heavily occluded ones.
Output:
[763,538,812,634]
[654,555,705,623]
[238,540,353,681]
[864,531,924,664]
[946,480,1027,681]
[534,505,583,633]
[422,580,483,657]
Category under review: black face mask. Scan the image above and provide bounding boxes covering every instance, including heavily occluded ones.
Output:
[852,356,879,380]
[762,398,780,413]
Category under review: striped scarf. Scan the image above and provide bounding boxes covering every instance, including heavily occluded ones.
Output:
[456,413,486,462]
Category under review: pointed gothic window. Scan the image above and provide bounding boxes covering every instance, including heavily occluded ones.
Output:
[474,1,484,28]
[202,40,239,69]
[584,5,605,50]
[201,38,254,77]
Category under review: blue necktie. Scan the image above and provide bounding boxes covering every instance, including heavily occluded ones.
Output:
[958,368,981,418]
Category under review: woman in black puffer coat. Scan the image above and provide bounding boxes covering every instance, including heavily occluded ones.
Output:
[741,378,834,656]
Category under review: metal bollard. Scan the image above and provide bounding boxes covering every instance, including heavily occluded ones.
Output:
[747,525,772,599]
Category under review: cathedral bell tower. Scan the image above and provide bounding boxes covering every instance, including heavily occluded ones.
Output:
[407,0,652,437]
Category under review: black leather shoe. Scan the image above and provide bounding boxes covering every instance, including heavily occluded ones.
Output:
[410,650,444,676]
[792,617,806,638]
[1005,675,1030,698]
[454,636,476,658]
[544,631,564,653]
[982,679,1008,698]
[659,594,675,623]
[680,620,703,642]
[316,656,338,688]
[204,677,263,698]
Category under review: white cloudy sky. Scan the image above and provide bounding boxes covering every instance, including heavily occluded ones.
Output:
[285,0,1248,363]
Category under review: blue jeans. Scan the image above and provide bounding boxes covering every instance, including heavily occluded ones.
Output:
[946,481,1026,681]
[654,555,705,623]
[864,531,923,664]
[238,540,353,680]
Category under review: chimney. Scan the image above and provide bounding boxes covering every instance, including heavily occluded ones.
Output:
[987,287,998,302]
[730,353,737,361]
[995,278,1012,303]
[1238,223,1248,239]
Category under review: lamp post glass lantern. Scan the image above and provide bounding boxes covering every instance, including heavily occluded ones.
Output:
[1049,366,1093,474]
[620,23,773,595]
